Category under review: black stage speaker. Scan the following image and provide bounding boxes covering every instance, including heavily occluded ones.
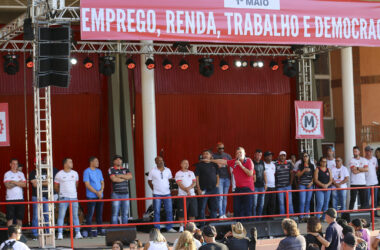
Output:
[105,227,137,246]
[210,222,232,240]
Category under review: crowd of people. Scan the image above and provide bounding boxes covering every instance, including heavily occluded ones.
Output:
[3,141,380,242]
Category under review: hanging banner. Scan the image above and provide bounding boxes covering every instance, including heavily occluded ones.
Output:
[295,101,324,139]
[0,103,10,146]
[80,0,380,47]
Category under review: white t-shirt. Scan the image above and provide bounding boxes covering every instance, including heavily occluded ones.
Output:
[349,157,369,185]
[4,171,26,200]
[327,158,336,169]
[331,166,350,188]
[175,170,196,196]
[0,239,30,250]
[148,167,172,195]
[54,170,79,199]
[366,156,378,186]
[264,162,276,188]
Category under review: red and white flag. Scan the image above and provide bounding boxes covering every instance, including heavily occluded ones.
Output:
[295,101,324,139]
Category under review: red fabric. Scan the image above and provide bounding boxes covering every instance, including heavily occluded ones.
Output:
[227,159,255,191]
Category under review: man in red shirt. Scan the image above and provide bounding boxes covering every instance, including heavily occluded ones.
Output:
[207,147,255,219]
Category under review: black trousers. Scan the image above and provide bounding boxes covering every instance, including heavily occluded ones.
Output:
[263,187,277,216]
[349,185,368,209]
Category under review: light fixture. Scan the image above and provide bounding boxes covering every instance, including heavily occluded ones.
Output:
[179,59,189,70]
[126,58,136,69]
[219,59,229,71]
[162,58,173,70]
[234,59,242,68]
[199,58,214,77]
[83,57,93,69]
[269,60,279,71]
[241,60,248,67]
[25,56,34,68]
[3,55,19,75]
[145,58,155,70]
[70,58,77,65]
[282,59,297,77]
[257,61,264,68]
[99,56,116,76]
[250,60,264,68]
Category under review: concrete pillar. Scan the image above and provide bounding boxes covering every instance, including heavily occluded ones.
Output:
[341,47,356,166]
[141,42,157,206]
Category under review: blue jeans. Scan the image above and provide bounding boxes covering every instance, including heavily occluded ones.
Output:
[367,186,378,207]
[252,187,265,217]
[199,187,219,226]
[218,178,230,216]
[233,187,253,219]
[316,189,331,219]
[32,196,49,237]
[86,197,104,233]
[111,193,129,224]
[153,194,173,229]
[57,197,80,234]
[299,185,313,218]
[332,189,347,211]
[277,186,294,215]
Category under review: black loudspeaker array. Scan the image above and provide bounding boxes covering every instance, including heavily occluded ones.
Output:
[36,25,71,88]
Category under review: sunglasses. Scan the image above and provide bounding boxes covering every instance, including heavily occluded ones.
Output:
[218,147,224,150]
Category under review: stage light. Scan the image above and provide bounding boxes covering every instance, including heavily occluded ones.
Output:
[145,58,155,70]
[70,58,77,65]
[269,60,279,71]
[162,58,173,70]
[99,56,115,76]
[3,55,19,75]
[25,56,34,68]
[179,59,189,70]
[250,60,264,68]
[257,61,264,68]
[219,59,229,71]
[83,57,93,69]
[241,60,248,67]
[234,59,242,68]
[126,58,136,69]
[199,58,214,77]
[283,59,298,77]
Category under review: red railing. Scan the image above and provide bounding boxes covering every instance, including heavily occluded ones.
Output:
[0,186,378,249]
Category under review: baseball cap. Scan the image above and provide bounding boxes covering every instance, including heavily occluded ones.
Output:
[202,225,217,237]
[327,146,335,152]
[365,146,373,151]
[324,208,337,218]
[343,232,356,247]
[279,151,287,156]
[264,151,273,157]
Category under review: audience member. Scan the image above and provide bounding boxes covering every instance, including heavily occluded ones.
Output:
[0,225,29,250]
[4,158,26,227]
[276,218,306,250]
[196,150,220,227]
[222,222,256,250]
[275,151,294,215]
[314,157,333,220]
[175,231,197,250]
[144,228,169,250]
[331,157,349,212]
[364,146,378,207]
[54,158,82,239]
[199,225,228,250]
[212,142,232,219]
[193,229,204,245]
[341,233,356,250]
[263,151,276,216]
[173,223,202,249]
[296,152,315,221]
[175,160,197,233]
[305,217,323,249]
[109,155,133,225]
[130,240,143,250]
[349,146,369,210]
[148,156,176,232]
[252,149,266,218]
[112,240,124,250]
[371,231,380,250]
[350,218,370,250]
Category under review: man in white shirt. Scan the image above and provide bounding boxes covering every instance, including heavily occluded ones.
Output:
[0,225,29,250]
[54,158,82,239]
[349,146,369,210]
[326,146,336,169]
[148,156,176,232]
[4,158,26,226]
[331,157,349,211]
[175,159,197,232]
[262,151,276,216]
[364,146,379,207]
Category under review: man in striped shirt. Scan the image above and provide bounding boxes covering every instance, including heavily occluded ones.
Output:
[275,151,294,215]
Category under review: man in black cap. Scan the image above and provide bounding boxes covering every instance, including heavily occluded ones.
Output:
[199,225,228,250]
[309,208,343,250]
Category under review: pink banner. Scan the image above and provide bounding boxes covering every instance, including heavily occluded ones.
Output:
[295,101,324,139]
[80,0,380,46]
[0,103,10,146]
